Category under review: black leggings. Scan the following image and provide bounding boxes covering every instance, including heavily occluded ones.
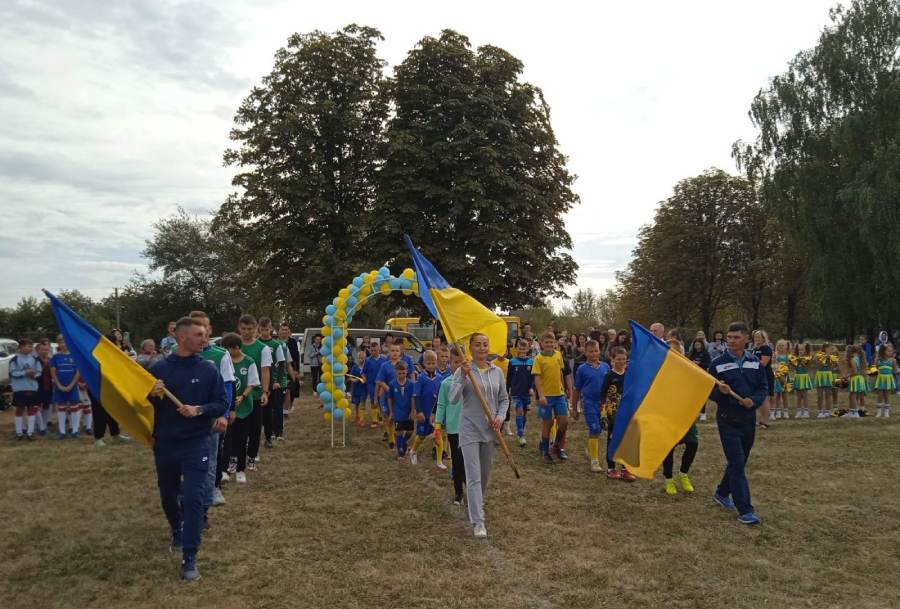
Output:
[265,387,285,439]
[310,366,322,392]
[228,415,252,472]
[605,416,616,469]
[448,433,466,499]
[91,393,120,439]
[247,401,262,459]
[663,442,699,478]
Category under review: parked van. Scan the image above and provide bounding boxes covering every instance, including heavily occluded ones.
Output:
[298,328,425,378]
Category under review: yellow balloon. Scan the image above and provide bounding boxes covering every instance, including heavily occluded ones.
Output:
[321,326,331,336]
[343,407,352,418]
[402,289,412,296]
[323,362,331,373]
[321,372,332,384]
[322,315,330,325]
[380,282,391,295]
[336,297,346,307]
[402,268,415,280]
[333,389,345,400]
[411,281,419,294]
[338,398,349,409]
[335,309,346,320]
[339,288,350,298]
[359,284,371,296]
[324,412,332,422]
[337,353,348,364]
[363,274,375,284]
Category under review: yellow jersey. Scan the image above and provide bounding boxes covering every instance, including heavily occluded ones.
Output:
[532,351,565,397]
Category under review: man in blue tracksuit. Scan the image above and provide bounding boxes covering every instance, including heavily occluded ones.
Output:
[149,317,227,581]
[708,321,768,525]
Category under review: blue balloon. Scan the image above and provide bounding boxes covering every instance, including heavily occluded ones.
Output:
[379,266,390,277]
[324,335,333,346]
[316,382,326,394]
[324,402,334,413]
[346,296,358,308]
[333,327,344,339]
[333,362,345,374]
[333,297,342,307]
[333,408,344,421]
[399,278,411,289]
[352,277,363,288]
[320,391,332,403]
[326,304,337,315]
[324,315,334,326]
[389,278,401,290]
[320,345,331,356]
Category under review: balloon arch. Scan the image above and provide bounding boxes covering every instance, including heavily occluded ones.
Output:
[316,266,419,443]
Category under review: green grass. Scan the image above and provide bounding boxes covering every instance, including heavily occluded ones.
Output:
[1,394,898,609]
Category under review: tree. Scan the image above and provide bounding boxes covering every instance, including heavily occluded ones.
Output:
[375,30,578,310]
[734,0,900,335]
[214,25,389,311]
[617,169,755,335]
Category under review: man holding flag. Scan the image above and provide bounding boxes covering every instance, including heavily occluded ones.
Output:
[148,317,228,580]
[708,322,768,525]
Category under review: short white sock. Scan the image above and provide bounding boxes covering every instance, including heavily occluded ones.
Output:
[57,409,67,432]
[70,408,82,432]
[14,416,24,436]
[26,415,36,435]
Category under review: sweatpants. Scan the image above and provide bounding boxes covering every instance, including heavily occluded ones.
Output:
[663,441,698,478]
[204,431,219,507]
[247,399,262,459]
[154,437,208,556]
[228,415,252,472]
[448,433,466,499]
[461,440,495,527]
[264,387,285,440]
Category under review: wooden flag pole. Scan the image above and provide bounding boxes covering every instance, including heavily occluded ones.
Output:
[463,358,521,479]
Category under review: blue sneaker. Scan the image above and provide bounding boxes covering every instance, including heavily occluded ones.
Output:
[713,493,735,510]
[737,512,762,525]
[169,526,183,552]
[56,432,67,440]
[181,554,201,581]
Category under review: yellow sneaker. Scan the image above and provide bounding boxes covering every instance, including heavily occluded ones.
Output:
[677,473,694,493]
[664,479,677,495]
[590,459,603,473]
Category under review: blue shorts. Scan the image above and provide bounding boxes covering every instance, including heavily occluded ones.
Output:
[538,395,568,420]
[582,399,603,435]
[351,389,366,406]
[416,421,434,437]
[53,386,80,405]
[512,396,531,411]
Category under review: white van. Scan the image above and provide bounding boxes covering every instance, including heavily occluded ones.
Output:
[298,328,425,377]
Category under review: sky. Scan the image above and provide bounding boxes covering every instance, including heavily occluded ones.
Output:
[0,0,840,309]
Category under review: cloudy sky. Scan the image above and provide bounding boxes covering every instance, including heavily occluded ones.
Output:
[0,0,839,308]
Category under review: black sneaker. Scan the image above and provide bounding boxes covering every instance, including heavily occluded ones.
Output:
[557,449,569,461]
[264,438,273,449]
[542,454,556,465]
[169,525,183,552]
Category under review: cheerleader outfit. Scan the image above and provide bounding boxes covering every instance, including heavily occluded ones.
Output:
[814,353,834,388]
[793,357,814,391]
[773,354,790,393]
[849,356,869,393]
[874,359,896,391]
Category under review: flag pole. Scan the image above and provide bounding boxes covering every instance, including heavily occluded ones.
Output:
[460,346,520,479]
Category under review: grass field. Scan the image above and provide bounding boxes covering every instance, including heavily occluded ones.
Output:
[1,394,898,609]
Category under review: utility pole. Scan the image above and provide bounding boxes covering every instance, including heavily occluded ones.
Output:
[115,287,120,329]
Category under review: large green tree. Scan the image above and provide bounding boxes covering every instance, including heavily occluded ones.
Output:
[375,30,578,310]
[734,0,900,337]
[214,25,389,311]
[617,169,756,335]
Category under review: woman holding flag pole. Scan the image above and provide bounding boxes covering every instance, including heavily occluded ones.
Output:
[450,332,510,538]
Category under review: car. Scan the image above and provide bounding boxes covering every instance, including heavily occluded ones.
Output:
[0,338,20,389]
[298,328,425,377]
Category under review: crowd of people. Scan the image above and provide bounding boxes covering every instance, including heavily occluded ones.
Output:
[6,311,898,579]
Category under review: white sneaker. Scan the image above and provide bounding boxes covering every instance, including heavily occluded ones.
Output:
[875,406,883,418]
[236,472,247,484]
[518,436,526,447]
[212,488,226,506]
[884,407,891,418]
[410,452,418,465]
[436,461,447,470]
[473,523,487,538]
[220,472,230,483]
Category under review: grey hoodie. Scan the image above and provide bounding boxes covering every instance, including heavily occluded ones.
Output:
[449,363,510,446]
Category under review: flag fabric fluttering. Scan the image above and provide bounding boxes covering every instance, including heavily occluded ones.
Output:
[403,235,507,353]
[44,290,156,446]
[607,320,716,479]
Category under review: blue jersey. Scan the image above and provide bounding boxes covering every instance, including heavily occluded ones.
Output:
[363,355,387,389]
[414,372,442,418]
[376,359,401,405]
[574,361,610,402]
[50,352,78,387]
[435,366,452,381]
[507,356,534,397]
[350,363,367,400]
[402,354,415,377]
[389,380,414,421]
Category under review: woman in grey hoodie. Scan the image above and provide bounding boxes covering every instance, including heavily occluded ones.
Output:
[449,333,509,538]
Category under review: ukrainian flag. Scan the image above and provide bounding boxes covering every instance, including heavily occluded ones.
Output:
[403,235,507,354]
[45,290,155,446]
[608,321,715,479]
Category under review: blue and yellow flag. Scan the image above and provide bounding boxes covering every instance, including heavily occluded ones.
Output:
[403,235,507,354]
[608,320,715,479]
[45,290,155,446]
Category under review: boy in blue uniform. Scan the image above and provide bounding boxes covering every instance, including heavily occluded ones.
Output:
[388,362,414,460]
[376,343,404,448]
[572,340,610,472]
[363,342,386,429]
[349,349,368,427]
[709,322,768,526]
[50,336,81,439]
[507,338,535,447]
[409,351,441,465]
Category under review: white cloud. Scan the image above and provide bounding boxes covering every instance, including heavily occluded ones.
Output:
[0,0,838,307]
